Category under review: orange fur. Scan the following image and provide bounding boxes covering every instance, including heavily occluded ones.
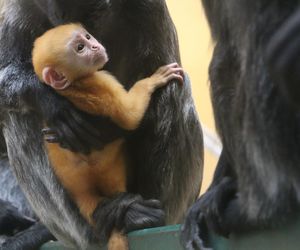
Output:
[32,23,89,82]
[108,231,129,250]
[46,139,126,224]
[59,71,156,130]
[32,23,180,249]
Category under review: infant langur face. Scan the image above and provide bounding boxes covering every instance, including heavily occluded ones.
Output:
[67,28,108,73]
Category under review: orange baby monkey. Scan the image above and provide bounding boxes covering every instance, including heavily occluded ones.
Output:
[32,23,183,249]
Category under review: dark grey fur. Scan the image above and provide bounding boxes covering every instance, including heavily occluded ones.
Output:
[182,1,300,249]
[0,158,33,218]
[0,0,203,248]
[3,113,95,248]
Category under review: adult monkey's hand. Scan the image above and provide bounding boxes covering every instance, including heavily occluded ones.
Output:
[40,95,125,154]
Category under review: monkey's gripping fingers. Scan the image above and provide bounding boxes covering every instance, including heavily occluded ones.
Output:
[201,177,237,237]
[38,87,108,153]
[0,199,36,236]
[42,127,80,149]
[93,193,165,242]
[43,107,108,153]
[181,198,212,250]
[151,62,184,88]
[42,128,60,144]
[181,177,237,250]
[121,198,165,233]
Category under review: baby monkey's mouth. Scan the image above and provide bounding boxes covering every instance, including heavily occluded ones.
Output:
[94,54,109,71]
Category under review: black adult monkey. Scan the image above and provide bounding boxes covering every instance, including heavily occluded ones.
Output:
[0,0,203,249]
[182,1,300,249]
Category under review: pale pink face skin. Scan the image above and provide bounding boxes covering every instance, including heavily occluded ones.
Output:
[42,28,109,90]
[67,29,109,71]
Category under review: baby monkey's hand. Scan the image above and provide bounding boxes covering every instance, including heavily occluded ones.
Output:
[150,62,184,89]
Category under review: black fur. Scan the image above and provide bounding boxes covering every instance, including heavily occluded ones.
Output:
[0,199,34,236]
[182,1,300,249]
[93,193,164,243]
[266,6,300,107]
[0,157,54,249]
[0,0,203,248]
[0,222,55,250]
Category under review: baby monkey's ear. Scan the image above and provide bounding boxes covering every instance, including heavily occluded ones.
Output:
[42,67,70,90]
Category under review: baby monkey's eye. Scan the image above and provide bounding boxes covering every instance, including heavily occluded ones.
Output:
[86,34,91,40]
[77,44,85,52]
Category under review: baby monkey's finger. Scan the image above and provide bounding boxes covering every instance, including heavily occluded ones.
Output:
[165,73,184,84]
[164,66,183,75]
[165,68,184,82]
[157,62,180,74]
[167,62,180,68]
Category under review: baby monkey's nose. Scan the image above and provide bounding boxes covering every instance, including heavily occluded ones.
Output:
[91,45,100,50]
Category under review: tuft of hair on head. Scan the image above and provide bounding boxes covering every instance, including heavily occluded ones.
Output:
[32,23,84,81]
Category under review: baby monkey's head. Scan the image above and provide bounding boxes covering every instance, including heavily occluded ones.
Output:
[32,23,108,90]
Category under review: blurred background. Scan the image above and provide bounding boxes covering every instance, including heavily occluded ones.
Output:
[166,0,221,193]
